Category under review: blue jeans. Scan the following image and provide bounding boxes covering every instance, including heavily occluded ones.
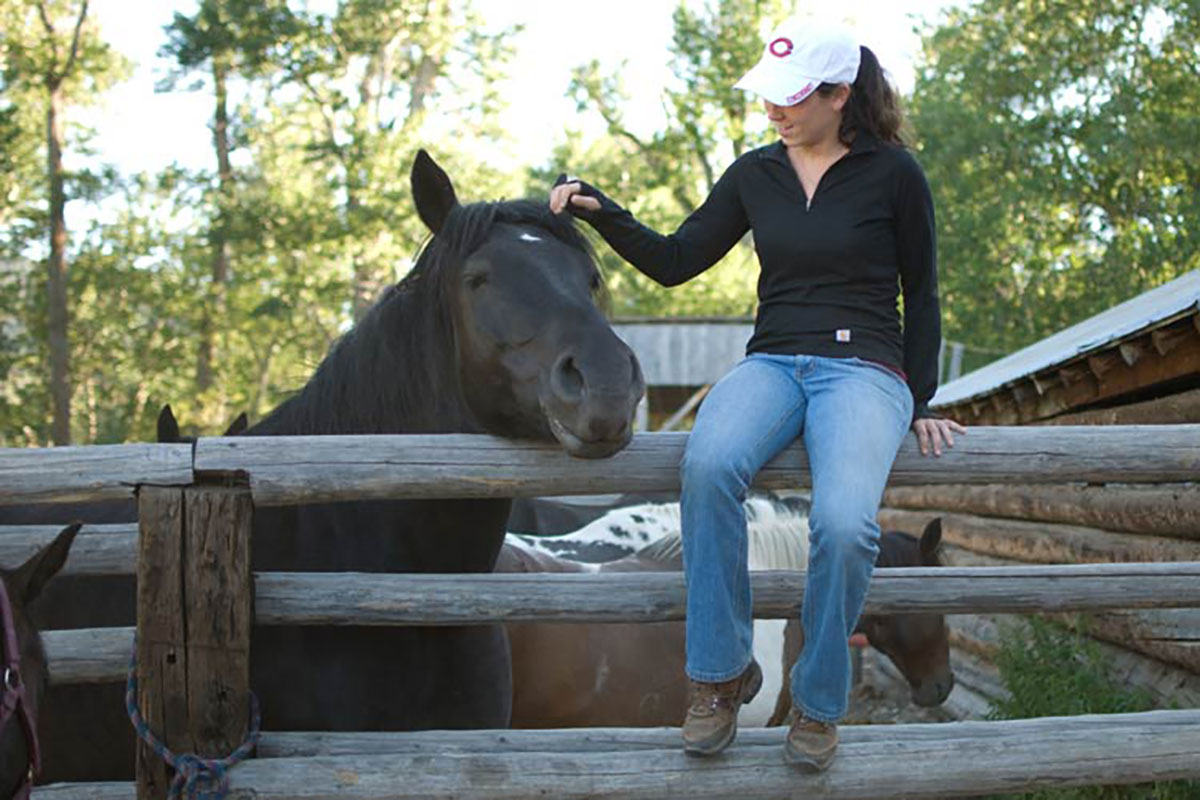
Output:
[680,353,913,723]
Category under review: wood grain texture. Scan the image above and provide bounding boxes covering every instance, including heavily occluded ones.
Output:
[251,563,1200,625]
[33,710,1200,800]
[877,509,1200,562]
[0,444,191,504]
[0,524,135,574]
[193,426,1200,505]
[943,546,1200,677]
[40,561,1200,684]
[43,626,133,684]
[135,487,185,800]
[135,487,252,800]
[882,483,1200,539]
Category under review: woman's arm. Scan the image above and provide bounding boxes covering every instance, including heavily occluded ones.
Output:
[549,162,750,287]
[894,152,967,454]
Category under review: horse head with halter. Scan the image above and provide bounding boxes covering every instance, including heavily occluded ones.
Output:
[0,523,78,799]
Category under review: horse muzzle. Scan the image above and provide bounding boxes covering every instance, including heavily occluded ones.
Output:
[911,671,955,707]
[541,342,644,459]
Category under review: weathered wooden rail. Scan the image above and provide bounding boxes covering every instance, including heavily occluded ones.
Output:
[3,427,1198,799]
[33,562,1200,685]
[34,711,1200,799]
[4,426,1199,505]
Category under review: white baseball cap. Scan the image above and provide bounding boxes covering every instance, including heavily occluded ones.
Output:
[734,20,861,107]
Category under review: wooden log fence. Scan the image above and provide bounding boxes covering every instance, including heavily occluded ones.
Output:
[33,710,1200,799]
[0,524,136,575]
[34,561,1200,686]
[877,508,1200,563]
[3,426,1199,798]
[191,426,1200,505]
[881,482,1200,540]
[0,443,191,504]
[943,545,1200,676]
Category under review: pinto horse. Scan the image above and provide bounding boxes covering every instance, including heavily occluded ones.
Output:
[8,151,644,782]
[498,508,952,728]
[0,524,77,798]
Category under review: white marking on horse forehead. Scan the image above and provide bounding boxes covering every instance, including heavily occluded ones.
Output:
[519,232,543,243]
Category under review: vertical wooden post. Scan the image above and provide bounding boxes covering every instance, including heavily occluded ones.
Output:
[136,485,253,800]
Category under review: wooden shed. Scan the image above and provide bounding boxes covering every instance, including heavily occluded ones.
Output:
[879,269,1200,717]
[611,317,753,430]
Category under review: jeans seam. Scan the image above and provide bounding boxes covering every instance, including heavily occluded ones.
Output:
[793,700,841,725]
[688,656,753,684]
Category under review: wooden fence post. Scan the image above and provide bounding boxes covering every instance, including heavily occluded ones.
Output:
[135,485,253,800]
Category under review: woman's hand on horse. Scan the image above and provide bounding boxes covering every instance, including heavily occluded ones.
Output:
[912,417,967,457]
[549,180,601,215]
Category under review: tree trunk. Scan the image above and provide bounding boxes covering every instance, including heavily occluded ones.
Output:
[197,55,234,396]
[46,80,71,445]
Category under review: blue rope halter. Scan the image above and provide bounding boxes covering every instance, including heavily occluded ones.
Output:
[125,641,261,800]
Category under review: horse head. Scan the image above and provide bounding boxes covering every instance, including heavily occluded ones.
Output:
[860,518,954,707]
[410,150,645,458]
[0,523,78,797]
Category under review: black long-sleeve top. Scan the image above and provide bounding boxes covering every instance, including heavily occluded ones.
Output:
[567,131,942,420]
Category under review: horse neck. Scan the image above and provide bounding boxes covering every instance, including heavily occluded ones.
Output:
[243,286,513,574]
[248,286,475,436]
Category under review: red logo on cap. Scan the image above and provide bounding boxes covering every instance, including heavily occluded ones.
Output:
[786,82,815,104]
[769,37,793,57]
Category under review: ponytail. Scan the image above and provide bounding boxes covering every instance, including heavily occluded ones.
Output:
[817,46,910,147]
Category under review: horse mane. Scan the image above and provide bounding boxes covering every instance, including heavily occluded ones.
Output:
[635,496,811,571]
[633,504,926,571]
[249,199,601,436]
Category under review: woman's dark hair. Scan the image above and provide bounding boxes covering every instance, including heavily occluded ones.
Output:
[817,46,910,147]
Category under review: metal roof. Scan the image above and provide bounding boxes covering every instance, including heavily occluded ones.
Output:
[932,270,1200,408]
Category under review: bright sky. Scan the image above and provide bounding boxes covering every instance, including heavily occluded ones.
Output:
[83,0,958,182]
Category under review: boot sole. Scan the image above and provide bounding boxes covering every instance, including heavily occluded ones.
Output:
[783,739,836,772]
[683,661,764,757]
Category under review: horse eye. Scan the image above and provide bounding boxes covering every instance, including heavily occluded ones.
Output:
[466,272,488,290]
[589,272,603,292]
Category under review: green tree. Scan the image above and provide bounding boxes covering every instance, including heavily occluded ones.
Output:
[160,0,298,404]
[0,0,127,444]
[269,0,517,320]
[909,0,1200,368]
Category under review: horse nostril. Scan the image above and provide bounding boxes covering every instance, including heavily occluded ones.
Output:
[552,354,585,401]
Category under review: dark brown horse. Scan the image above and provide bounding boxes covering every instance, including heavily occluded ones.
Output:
[0,524,77,798]
[6,151,644,782]
[498,513,952,728]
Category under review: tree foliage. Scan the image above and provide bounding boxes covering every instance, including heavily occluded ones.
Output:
[2,0,1199,443]
[909,0,1200,368]
[546,0,792,318]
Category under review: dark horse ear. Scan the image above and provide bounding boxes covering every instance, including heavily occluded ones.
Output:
[919,517,943,566]
[9,522,80,606]
[157,404,181,444]
[411,149,459,234]
[225,412,249,437]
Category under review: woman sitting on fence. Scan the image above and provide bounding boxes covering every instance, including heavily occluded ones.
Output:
[550,19,966,771]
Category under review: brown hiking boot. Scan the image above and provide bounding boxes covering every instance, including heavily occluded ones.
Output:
[784,708,838,772]
[681,660,763,756]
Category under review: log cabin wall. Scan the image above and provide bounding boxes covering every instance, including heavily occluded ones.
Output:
[894,277,1200,717]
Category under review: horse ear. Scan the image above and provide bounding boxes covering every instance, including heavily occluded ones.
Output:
[411,149,459,234]
[225,412,249,437]
[9,523,80,606]
[157,404,181,444]
[919,517,943,565]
